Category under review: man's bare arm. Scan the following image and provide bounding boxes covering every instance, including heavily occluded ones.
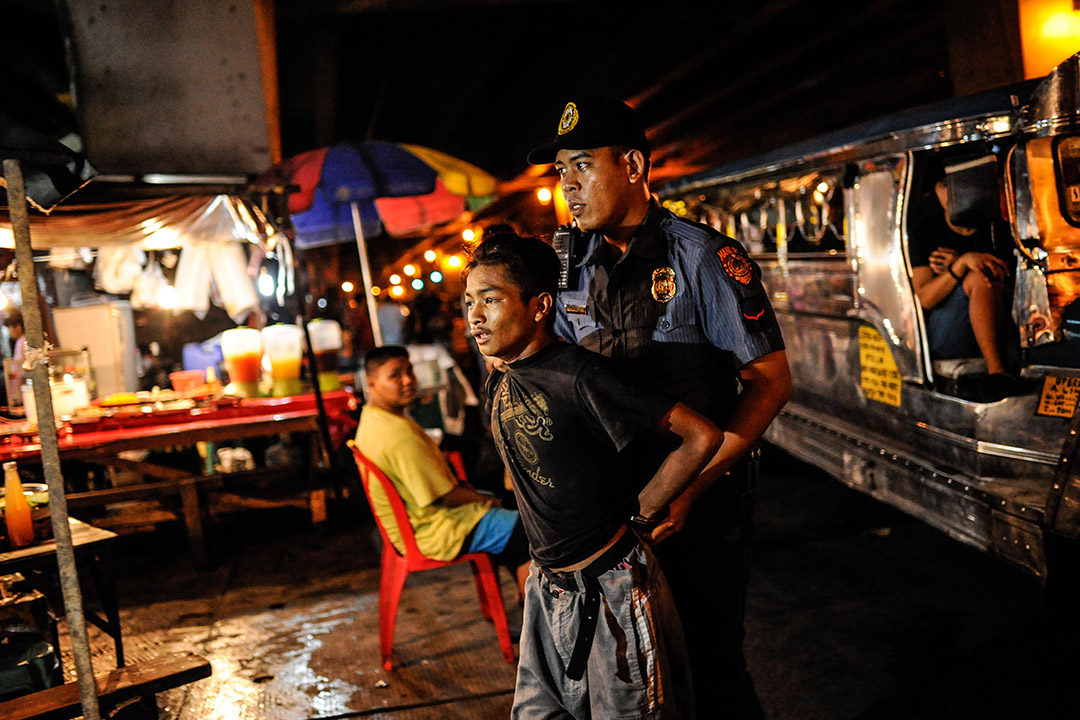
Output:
[636,403,723,519]
[647,349,792,542]
[436,485,500,508]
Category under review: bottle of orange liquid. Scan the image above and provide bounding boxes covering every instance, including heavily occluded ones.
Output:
[3,461,34,548]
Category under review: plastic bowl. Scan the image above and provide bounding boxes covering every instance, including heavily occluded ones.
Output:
[169,369,205,394]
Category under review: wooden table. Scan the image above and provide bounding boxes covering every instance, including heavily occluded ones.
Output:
[0,518,123,667]
[0,392,357,567]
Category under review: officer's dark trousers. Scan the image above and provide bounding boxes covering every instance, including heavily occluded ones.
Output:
[653,458,764,720]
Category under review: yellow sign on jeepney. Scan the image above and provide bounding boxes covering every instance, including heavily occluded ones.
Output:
[1037,375,1080,418]
[859,326,901,407]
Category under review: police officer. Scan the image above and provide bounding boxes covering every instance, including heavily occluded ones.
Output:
[528,97,792,719]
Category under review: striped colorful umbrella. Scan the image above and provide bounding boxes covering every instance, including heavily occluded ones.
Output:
[262,140,497,248]
[258,141,497,344]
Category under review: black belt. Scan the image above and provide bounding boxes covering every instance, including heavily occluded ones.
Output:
[539,529,640,680]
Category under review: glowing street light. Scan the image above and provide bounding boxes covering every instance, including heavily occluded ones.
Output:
[389,274,402,285]
[403,264,417,276]
[430,271,443,283]
[391,285,404,297]
[411,278,424,290]
[341,281,355,293]
[537,187,553,204]
[371,286,382,296]
[424,250,437,262]
[462,228,476,242]
[447,255,462,269]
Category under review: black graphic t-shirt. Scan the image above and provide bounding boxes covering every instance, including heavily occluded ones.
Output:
[486,341,674,568]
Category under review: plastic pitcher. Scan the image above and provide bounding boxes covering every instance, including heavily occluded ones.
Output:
[221,327,262,397]
[261,324,304,397]
[307,319,343,391]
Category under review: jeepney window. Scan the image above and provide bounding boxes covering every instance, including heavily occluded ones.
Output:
[779,174,846,255]
[1025,137,1080,247]
[1054,136,1080,227]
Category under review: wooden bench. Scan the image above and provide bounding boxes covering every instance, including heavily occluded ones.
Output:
[0,652,211,720]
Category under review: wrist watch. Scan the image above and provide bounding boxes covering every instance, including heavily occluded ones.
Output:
[629,505,670,531]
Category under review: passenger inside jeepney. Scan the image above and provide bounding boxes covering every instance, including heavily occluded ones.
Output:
[908,162,1019,402]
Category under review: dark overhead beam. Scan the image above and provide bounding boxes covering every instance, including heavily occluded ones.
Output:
[650,13,945,175]
[278,0,578,17]
[626,0,805,108]
[643,0,908,151]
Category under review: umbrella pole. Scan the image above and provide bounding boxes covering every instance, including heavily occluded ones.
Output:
[350,202,383,346]
[3,159,102,720]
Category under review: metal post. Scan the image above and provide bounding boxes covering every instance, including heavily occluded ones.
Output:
[350,202,383,346]
[3,159,101,720]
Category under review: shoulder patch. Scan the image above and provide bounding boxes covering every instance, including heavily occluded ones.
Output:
[717,245,753,284]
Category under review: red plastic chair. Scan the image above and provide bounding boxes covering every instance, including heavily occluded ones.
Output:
[347,441,515,670]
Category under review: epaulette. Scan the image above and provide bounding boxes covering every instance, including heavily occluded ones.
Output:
[660,213,719,250]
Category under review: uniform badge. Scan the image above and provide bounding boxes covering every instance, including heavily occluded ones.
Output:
[651,267,677,302]
[558,102,579,135]
[717,245,753,285]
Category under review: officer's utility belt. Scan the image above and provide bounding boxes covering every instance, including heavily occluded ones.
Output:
[538,528,640,681]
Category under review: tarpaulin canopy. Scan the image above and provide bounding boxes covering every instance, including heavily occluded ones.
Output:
[0,193,280,249]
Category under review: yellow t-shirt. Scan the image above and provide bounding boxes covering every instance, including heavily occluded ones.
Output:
[355,406,488,561]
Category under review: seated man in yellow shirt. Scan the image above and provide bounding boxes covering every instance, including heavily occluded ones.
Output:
[356,345,530,596]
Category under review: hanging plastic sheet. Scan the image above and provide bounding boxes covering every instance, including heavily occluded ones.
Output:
[0,194,280,249]
[174,241,259,322]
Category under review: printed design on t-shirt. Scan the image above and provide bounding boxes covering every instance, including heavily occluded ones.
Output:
[497,383,554,441]
[514,431,539,464]
[496,380,556,488]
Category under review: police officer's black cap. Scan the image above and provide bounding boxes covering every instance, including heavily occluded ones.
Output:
[527,97,650,165]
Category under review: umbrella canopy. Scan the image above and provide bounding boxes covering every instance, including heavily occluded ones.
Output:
[256,141,499,346]
[259,140,497,248]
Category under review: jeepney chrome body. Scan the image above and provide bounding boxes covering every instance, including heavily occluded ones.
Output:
[660,53,1080,580]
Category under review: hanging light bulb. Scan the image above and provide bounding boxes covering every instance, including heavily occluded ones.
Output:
[157,284,179,309]
[258,268,275,297]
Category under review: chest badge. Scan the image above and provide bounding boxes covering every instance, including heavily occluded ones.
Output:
[651,267,677,302]
[717,245,753,285]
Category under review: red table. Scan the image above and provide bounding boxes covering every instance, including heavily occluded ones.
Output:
[0,391,358,567]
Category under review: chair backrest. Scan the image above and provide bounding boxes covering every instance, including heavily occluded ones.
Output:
[347,440,424,559]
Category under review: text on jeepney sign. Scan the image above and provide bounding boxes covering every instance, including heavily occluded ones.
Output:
[1037,375,1079,418]
[859,326,902,407]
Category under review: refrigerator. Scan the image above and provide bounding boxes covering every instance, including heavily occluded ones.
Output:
[53,300,138,398]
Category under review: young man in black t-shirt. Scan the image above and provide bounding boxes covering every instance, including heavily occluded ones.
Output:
[463,231,722,720]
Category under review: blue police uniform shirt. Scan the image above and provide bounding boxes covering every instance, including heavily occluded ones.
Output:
[554,201,785,425]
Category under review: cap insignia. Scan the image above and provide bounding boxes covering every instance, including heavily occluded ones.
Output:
[651,267,677,302]
[717,245,753,285]
[558,102,579,135]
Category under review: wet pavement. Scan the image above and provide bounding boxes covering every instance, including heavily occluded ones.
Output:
[52,450,1070,719]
